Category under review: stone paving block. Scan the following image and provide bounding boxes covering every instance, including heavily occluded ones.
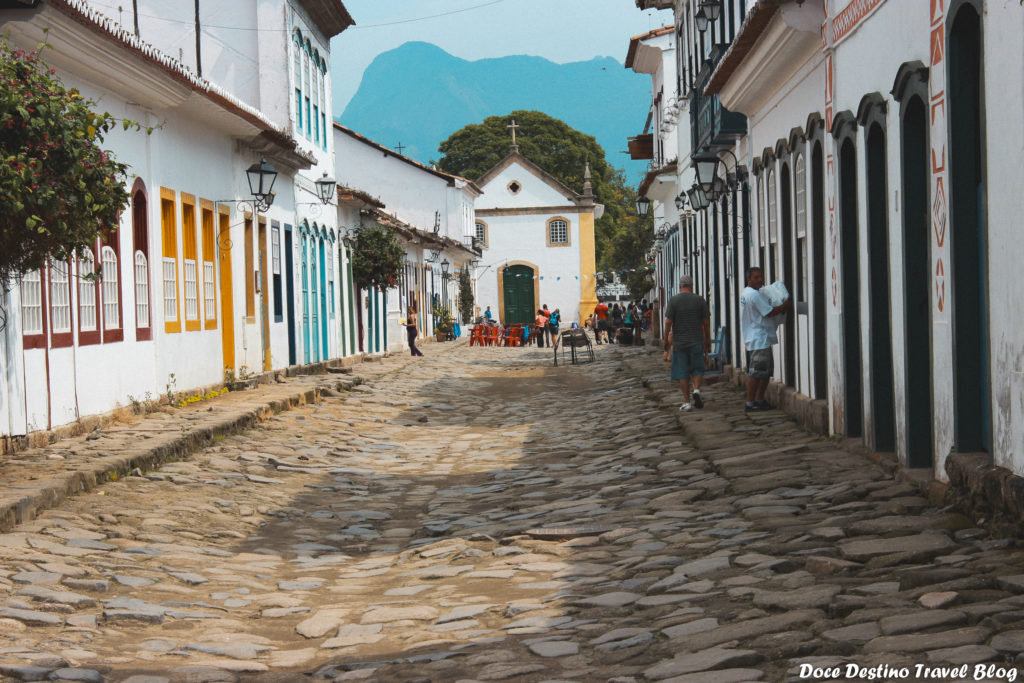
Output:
[838,533,956,562]
[862,626,992,654]
[644,648,762,680]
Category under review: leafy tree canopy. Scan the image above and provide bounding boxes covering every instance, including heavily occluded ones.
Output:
[351,223,405,291]
[0,39,143,286]
[435,110,636,263]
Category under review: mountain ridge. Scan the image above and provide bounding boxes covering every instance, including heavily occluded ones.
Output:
[338,42,649,182]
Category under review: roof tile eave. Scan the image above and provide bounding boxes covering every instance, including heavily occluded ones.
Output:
[49,0,304,151]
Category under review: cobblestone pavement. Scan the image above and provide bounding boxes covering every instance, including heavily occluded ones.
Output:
[2,341,1024,683]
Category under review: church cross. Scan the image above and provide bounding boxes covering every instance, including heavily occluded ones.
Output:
[507,119,519,145]
[396,142,406,154]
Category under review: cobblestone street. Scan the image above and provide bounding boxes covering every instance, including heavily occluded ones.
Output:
[1,342,1023,682]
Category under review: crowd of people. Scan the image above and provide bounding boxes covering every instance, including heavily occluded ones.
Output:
[587,299,651,346]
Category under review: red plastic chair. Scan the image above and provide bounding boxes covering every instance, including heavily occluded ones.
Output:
[470,326,485,346]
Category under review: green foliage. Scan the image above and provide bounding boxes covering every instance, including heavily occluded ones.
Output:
[0,38,142,285]
[350,223,404,291]
[432,303,453,334]
[600,182,654,301]
[435,110,632,263]
[457,269,474,323]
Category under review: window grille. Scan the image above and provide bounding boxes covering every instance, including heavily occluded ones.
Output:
[795,153,807,238]
[184,259,198,320]
[101,246,119,329]
[50,259,71,333]
[163,257,177,321]
[134,251,149,328]
[80,249,97,331]
[549,219,568,244]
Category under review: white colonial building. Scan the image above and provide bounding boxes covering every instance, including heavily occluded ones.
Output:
[0,0,358,444]
[333,124,481,353]
[633,0,1024,512]
[473,147,601,327]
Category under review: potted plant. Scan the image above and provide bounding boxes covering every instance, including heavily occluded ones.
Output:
[432,304,454,341]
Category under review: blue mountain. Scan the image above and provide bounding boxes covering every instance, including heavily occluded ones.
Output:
[338,42,650,181]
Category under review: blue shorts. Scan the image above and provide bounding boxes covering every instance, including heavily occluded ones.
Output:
[671,344,705,380]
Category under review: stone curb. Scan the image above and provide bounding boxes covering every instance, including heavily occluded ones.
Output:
[0,386,322,533]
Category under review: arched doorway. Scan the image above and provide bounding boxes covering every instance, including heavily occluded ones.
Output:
[780,162,796,388]
[811,141,827,400]
[502,264,536,325]
[865,117,895,452]
[835,116,863,438]
[902,91,934,468]
[948,0,990,453]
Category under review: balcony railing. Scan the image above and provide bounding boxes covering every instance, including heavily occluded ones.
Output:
[691,46,747,152]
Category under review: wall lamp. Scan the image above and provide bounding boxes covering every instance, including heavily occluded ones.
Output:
[635,195,652,217]
[695,0,722,33]
[246,157,278,212]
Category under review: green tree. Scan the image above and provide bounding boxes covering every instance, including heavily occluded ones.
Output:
[435,110,632,263]
[350,223,405,291]
[600,182,654,301]
[457,268,474,323]
[0,39,142,287]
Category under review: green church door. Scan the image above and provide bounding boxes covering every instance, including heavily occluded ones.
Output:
[503,265,535,324]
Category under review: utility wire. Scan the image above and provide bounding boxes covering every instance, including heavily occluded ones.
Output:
[80,0,508,32]
[350,0,508,29]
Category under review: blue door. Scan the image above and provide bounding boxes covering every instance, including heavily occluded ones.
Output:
[319,239,328,359]
[301,235,310,364]
[310,235,320,363]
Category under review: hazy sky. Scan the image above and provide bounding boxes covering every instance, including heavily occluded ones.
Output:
[330,0,671,114]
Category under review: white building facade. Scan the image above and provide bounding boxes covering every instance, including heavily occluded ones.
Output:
[0,0,355,443]
[473,150,600,327]
[634,0,1024,504]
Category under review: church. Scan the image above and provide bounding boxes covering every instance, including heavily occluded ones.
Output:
[473,128,602,327]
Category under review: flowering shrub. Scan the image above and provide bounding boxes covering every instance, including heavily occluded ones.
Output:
[0,38,146,285]
[173,386,229,409]
[350,223,404,291]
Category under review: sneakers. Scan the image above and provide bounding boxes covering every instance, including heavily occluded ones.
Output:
[691,390,704,409]
[755,400,771,410]
[745,400,771,412]
[680,403,693,412]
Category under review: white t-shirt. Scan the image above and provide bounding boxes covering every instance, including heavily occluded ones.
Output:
[740,286,776,351]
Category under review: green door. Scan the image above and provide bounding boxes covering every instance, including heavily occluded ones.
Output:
[503,265,535,324]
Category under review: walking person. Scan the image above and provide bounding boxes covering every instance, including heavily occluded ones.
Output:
[631,301,644,345]
[611,304,624,343]
[534,309,547,347]
[405,306,424,357]
[541,304,552,345]
[548,308,560,344]
[663,275,711,412]
[740,266,791,411]
[593,301,610,344]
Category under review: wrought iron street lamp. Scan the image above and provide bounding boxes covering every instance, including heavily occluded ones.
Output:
[687,184,710,211]
[674,193,687,211]
[246,157,278,209]
[695,0,722,33]
[693,151,720,193]
[440,259,450,276]
[635,196,651,217]
[314,172,336,205]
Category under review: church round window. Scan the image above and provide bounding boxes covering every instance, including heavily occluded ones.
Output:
[507,181,521,194]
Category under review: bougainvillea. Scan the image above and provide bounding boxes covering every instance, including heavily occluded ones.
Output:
[350,223,405,291]
[0,39,141,286]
